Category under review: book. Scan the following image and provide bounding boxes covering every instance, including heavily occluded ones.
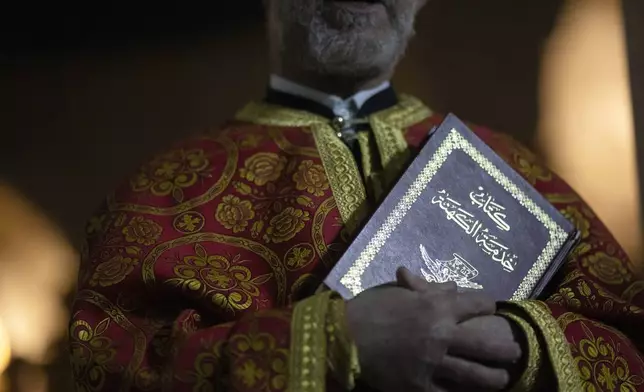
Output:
[324,114,579,301]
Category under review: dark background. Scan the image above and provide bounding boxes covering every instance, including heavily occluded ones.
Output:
[0,5,265,56]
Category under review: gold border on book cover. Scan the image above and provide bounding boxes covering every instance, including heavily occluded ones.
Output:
[339,129,569,300]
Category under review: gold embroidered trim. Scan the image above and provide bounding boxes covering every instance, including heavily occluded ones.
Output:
[290,292,331,392]
[312,124,369,234]
[357,131,385,202]
[357,132,373,183]
[498,311,542,391]
[377,94,433,126]
[371,116,410,188]
[326,298,360,389]
[236,102,326,127]
[370,94,431,186]
[77,289,147,392]
[312,197,338,268]
[513,300,583,392]
[339,129,569,299]
[290,291,357,392]
[235,95,429,135]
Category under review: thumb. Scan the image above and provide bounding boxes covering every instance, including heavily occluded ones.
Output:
[396,267,457,293]
[396,267,426,291]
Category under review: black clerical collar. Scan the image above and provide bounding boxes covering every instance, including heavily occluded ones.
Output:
[265,76,399,119]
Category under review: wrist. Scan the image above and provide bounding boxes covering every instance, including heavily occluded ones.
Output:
[504,315,529,383]
[327,298,361,388]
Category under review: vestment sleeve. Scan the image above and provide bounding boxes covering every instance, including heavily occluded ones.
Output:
[69,205,358,392]
[70,263,358,392]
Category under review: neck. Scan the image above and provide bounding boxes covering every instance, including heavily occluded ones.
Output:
[272,69,393,99]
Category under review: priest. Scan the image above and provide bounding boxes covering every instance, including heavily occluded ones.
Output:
[69,0,644,391]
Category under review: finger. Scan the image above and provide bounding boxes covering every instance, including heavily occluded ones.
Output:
[396,267,457,293]
[456,316,522,362]
[436,355,511,391]
[451,291,496,321]
[396,267,427,291]
[449,335,522,364]
[449,316,522,363]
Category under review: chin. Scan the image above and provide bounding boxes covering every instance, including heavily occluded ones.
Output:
[315,56,390,79]
[306,37,403,79]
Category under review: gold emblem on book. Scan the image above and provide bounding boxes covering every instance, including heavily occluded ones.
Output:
[419,245,483,290]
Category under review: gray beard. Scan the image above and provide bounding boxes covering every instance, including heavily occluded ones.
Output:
[277,0,416,79]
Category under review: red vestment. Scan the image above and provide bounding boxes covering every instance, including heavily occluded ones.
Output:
[70,96,644,391]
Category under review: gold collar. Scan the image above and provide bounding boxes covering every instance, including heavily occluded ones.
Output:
[235,94,431,130]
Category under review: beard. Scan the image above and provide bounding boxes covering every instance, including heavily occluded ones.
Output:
[276,0,417,80]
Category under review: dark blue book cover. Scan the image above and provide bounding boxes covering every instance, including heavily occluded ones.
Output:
[325,114,579,301]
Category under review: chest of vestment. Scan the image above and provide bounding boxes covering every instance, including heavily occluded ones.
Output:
[83,111,437,321]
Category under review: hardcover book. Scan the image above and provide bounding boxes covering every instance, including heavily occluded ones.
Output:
[324,114,580,301]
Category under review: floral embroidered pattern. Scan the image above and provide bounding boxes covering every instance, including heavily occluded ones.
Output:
[264,207,310,244]
[577,280,593,297]
[293,160,329,197]
[562,206,591,240]
[514,153,552,185]
[582,252,631,285]
[239,133,266,149]
[216,195,256,233]
[122,216,162,245]
[134,367,161,390]
[573,322,644,392]
[571,242,593,260]
[70,318,121,392]
[229,329,288,391]
[227,153,324,244]
[130,149,210,202]
[240,153,287,186]
[173,211,205,234]
[90,254,140,288]
[167,244,272,312]
[492,134,552,185]
[188,338,225,390]
[284,244,315,271]
[86,212,127,238]
[551,287,582,309]
[86,214,107,236]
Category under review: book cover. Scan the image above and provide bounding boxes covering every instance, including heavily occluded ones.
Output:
[324,114,579,301]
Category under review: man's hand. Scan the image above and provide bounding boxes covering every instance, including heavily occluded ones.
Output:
[435,315,523,391]
[397,268,524,391]
[345,273,496,392]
